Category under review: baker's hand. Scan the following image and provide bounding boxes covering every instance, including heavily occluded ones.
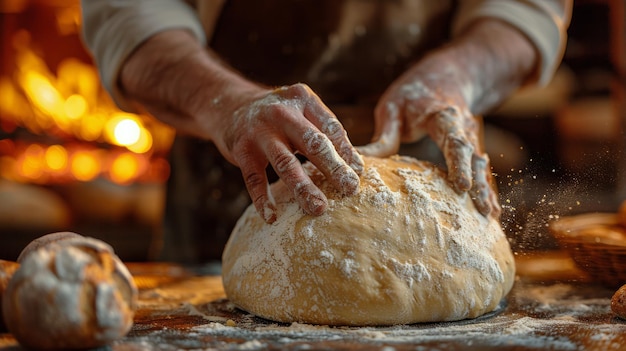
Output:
[119,31,363,224]
[359,18,542,219]
[212,83,364,223]
[359,54,500,218]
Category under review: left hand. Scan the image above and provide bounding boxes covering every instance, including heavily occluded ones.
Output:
[359,19,540,219]
[358,55,500,218]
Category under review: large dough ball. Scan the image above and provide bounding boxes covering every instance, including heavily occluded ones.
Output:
[2,234,137,350]
[222,155,515,326]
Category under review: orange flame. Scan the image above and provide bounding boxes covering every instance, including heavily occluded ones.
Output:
[0,30,175,185]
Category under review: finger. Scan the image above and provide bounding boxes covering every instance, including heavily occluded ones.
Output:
[427,108,473,192]
[489,189,502,219]
[469,153,493,216]
[272,84,361,197]
[263,140,328,216]
[288,125,360,197]
[357,102,401,157]
[480,154,502,219]
[233,150,277,223]
[303,96,364,174]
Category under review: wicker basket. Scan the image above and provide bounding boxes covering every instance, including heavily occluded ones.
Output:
[549,212,626,288]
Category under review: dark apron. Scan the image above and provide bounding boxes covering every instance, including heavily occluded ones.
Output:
[160,0,455,263]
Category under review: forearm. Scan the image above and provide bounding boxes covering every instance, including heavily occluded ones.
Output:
[423,19,538,115]
[119,29,364,222]
[368,20,537,217]
[458,19,538,113]
[119,29,267,141]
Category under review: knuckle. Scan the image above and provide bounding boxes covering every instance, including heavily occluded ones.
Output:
[303,129,331,156]
[321,118,344,138]
[430,108,458,129]
[263,102,287,115]
[243,171,265,190]
[289,82,311,96]
[446,133,471,150]
[273,152,298,174]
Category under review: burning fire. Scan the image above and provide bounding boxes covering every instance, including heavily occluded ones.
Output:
[0,31,174,185]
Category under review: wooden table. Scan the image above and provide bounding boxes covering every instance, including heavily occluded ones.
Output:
[1,251,626,350]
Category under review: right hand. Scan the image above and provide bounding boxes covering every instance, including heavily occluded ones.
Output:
[208,83,364,223]
[120,31,363,223]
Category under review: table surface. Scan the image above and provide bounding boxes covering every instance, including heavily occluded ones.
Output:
[1,251,625,351]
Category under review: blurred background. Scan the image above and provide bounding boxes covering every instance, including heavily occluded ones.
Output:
[0,0,174,260]
[0,0,624,261]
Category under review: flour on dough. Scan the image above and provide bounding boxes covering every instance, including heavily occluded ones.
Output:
[222,155,515,326]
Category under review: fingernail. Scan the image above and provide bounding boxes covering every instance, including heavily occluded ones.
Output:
[260,202,277,223]
[340,168,360,196]
[307,194,327,216]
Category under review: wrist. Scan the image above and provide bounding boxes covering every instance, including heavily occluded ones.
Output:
[119,29,267,140]
[447,19,538,113]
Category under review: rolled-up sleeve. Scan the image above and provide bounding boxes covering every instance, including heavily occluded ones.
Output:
[80,0,206,111]
[452,0,572,86]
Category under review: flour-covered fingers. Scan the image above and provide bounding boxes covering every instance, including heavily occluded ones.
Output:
[288,125,360,198]
[264,141,328,216]
[272,84,361,197]
[469,153,492,216]
[427,108,474,193]
[443,133,473,192]
[471,153,502,218]
[235,152,277,223]
[302,93,364,175]
[358,102,402,157]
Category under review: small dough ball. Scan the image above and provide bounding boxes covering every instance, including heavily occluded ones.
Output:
[2,236,137,350]
[612,284,626,319]
[0,260,19,331]
[17,231,83,262]
[222,155,515,326]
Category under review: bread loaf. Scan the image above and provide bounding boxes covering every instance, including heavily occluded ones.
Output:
[2,233,137,350]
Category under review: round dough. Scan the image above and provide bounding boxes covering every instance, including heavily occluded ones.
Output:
[222,155,515,326]
[2,234,137,349]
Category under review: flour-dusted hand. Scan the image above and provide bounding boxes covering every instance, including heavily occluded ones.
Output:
[368,59,499,218]
[119,30,363,223]
[359,19,541,219]
[213,83,364,223]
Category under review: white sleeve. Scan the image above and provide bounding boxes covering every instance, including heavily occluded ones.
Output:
[452,0,572,86]
[80,0,206,111]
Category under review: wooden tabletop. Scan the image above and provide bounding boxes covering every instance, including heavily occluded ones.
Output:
[1,252,625,351]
